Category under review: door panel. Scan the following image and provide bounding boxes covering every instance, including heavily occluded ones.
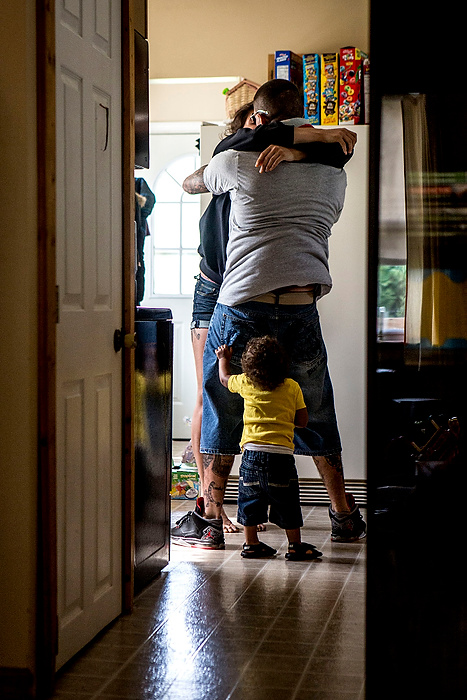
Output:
[55,0,122,668]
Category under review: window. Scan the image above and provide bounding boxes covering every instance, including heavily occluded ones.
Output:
[148,153,201,296]
[377,265,406,341]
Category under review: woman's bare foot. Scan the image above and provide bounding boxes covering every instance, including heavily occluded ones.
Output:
[257,523,266,532]
[221,508,240,533]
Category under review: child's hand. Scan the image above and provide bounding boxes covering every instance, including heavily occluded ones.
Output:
[216,345,233,387]
[216,344,232,361]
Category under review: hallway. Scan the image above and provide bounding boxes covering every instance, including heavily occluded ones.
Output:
[51,495,366,699]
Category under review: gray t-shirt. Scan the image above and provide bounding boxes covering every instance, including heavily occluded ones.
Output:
[203,135,347,307]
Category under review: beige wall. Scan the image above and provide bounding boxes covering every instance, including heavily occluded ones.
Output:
[148,0,369,122]
[0,1,38,673]
[148,0,369,84]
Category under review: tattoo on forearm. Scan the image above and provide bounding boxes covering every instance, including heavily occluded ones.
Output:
[205,481,224,507]
[191,328,201,341]
[183,166,208,194]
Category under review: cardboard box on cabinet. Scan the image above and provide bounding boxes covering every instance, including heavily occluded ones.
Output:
[274,50,304,93]
[338,46,368,125]
[303,53,320,124]
[320,52,339,125]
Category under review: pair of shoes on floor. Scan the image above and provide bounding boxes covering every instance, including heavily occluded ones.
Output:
[171,509,225,549]
[241,541,323,560]
[285,542,323,561]
[329,493,367,542]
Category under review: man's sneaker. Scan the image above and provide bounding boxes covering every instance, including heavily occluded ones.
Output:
[171,510,225,549]
[329,493,366,542]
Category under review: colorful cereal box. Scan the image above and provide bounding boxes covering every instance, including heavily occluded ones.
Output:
[303,53,320,124]
[274,51,304,94]
[338,47,368,125]
[320,52,339,125]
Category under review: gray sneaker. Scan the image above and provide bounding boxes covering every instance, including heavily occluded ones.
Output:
[329,494,366,542]
[171,510,225,549]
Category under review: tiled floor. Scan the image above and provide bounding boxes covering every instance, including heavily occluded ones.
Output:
[51,445,366,700]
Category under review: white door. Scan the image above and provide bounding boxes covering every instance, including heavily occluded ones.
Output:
[55,0,122,668]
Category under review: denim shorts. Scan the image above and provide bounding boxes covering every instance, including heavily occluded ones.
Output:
[200,300,342,456]
[190,274,220,330]
[237,450,303,529]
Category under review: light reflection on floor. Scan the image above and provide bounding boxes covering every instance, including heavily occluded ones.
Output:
[52,443,366,700]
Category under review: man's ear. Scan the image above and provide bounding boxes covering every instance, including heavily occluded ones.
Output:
[255,113,269,126]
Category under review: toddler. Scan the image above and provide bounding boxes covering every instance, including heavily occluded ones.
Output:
[216,336,323,561]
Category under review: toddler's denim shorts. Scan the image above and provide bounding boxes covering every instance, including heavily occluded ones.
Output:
[200,300,342,457]
[190,274,220,330]
[237,450,303,529]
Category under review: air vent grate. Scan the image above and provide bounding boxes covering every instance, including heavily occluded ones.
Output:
[224,477,367,507]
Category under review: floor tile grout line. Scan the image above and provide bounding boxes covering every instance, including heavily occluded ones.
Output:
[288,543,366,700]
[87,544,241,700]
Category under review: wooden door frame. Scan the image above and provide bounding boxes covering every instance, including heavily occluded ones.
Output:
[36,0,136,694]
[122,0,137,616]
[36,0,58,695]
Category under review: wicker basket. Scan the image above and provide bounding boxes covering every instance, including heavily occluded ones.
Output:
[224,79,260,120]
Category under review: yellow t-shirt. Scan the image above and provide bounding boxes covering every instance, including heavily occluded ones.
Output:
[228,373,306,450]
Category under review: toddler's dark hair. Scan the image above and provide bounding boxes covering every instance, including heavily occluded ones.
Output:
[241,336,289,391]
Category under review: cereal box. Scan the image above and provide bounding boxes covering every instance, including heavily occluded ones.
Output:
[170,465,200,500]
[320,53,339,125]
[303,53,320,124]
[338,47,368,125]
[274,51,304,94]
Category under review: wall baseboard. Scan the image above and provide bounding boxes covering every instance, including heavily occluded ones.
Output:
[0,668,34,700]
[225,477,367,507]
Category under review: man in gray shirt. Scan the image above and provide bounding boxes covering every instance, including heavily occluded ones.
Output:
[172,80,366,551]
[205,142,346,307]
